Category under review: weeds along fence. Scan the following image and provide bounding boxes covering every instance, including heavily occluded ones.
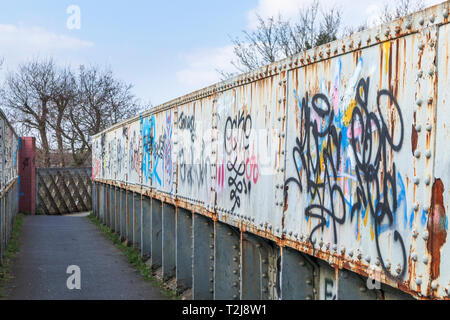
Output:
[92,2,450,300]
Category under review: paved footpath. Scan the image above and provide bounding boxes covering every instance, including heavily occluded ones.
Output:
[4,214,166,300]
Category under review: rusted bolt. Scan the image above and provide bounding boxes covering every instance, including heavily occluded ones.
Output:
[406,21,412,29]
[413,177,420,185]
[423,231,429,240]
[444,9,449,18]
[413,202,419,211]
[428,69,434,76]
[426,123,432,131]
[425,176,431,185]
[416,278,422,286]
[416,98,423,106]
[428,96,433,104]
[396,264,402,274]
[365,255,371,263]
[418,42,424,50]
[422,256,428,264]
[413,229,418,238]
[431,281,438,290]
[385,261,391,270]
[412,252,418,261]
[340,246,345,255]
[414,150,421,158]
[348,249,353,257]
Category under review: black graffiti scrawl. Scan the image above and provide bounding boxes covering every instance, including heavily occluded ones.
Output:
[284,77,407,280]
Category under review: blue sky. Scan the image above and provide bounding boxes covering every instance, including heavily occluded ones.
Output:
[0,0,443,106]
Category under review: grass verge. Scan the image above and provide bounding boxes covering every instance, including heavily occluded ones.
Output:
[0,213,24,297]
[87,212,179,300]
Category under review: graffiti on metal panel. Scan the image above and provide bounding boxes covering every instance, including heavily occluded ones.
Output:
[141,115,155,184]
[178,111,210,190]
[284,67,407,280]
[224,110,260,211]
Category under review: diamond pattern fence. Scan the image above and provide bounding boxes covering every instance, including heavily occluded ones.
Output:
[36,167,92,215]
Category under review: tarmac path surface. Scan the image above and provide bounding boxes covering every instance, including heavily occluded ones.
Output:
[4,214,166,300]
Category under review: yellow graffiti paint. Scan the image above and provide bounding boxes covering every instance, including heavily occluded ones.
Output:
[383,41,390,74]
[343,99,357,126]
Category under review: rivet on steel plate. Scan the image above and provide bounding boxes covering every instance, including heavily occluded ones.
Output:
[339,246,345,255]
[348,249,353,257]
[428,69,434,76]
[416,278,422,286]
[424,205,430,212]
[416,98,423,106]
[396,264,402,274]
[417,70,423,78]
[210,289,214,293]
[232,294,237,299]
[423,230,429,240]
[422,256,428,264]
[419,17,424,25]
[306,278,312,285]
[411,252,418,261]
[412,229,418,238]
[406,21,412,29]
[426,123,432,131]
[359,286,367,292]
[413,202,419,211]
[425,176,431,185]
[210,255,214,260]
[365,255,371,263]
[418,42,424,50]
[332,244,337,252]
[428,96,433,104]
[415,124,422,132]
[431,281,438,290]
[413,177,420,185]
[385,261,391,270]
[306,295,312,300]
[429,15,435,23]
[414,150,421,158]
[210,266,214,271]
[443,9,449,18]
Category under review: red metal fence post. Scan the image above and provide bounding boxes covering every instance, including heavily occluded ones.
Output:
[18,137,36,215]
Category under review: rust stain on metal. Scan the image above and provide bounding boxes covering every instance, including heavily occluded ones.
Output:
[411,124,418,155]
[427,178,447,283]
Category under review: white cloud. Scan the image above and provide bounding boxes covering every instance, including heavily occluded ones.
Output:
[176,45,236,94]
[247,0,310,29]
[0,24,94,72]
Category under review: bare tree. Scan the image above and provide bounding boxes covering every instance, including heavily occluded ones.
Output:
[68,65,140,166]
[3,58,57,166]
[223,1,342,75]
[48,67,77,167]
[2,59,141,167]
[379,0,425,24]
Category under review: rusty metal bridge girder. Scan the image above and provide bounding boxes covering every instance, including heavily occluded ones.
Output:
[92,2,450,299]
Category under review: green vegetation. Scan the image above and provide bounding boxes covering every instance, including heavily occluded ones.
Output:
[87,212,178,300]
[0,213,24,297]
